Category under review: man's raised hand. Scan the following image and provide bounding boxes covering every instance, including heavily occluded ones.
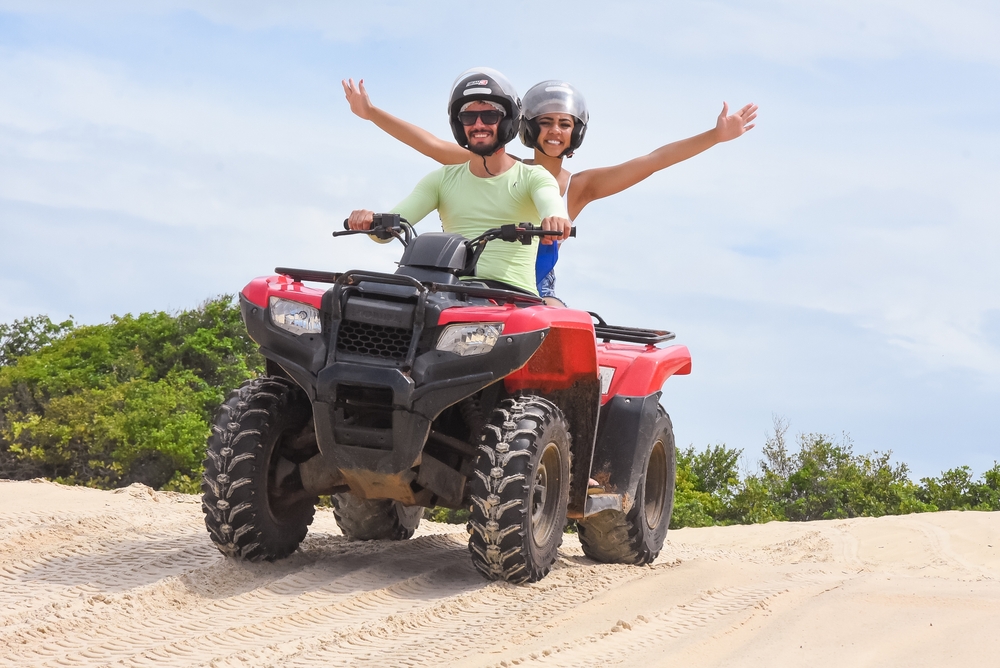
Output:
[715,102,758,142]
[342,78,373,121]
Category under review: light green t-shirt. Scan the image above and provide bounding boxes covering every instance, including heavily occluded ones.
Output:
[392,161,566,295]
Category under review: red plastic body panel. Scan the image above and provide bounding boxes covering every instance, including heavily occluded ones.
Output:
[243,275,324,309]
[437,303,593,335]
[439,305,599,393]
[241,279,692,399]
[595,342,692,405]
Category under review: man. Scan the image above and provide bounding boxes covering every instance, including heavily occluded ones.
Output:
[347,67,571,296]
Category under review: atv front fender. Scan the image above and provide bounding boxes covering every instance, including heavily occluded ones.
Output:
[442,305,603,514]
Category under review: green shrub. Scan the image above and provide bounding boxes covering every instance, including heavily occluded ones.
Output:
[0,297,262,488]
[670,444,741,528]
[424,507,470,523]
[918,464,1000,511]
[0,314,75,367]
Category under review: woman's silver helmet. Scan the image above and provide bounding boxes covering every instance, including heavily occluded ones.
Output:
[519,80,589,157]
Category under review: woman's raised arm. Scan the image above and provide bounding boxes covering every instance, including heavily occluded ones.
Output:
[568,102,757,219]
[342,78,471,166]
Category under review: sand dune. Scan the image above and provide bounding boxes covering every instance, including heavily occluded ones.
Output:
[1,479,997,667]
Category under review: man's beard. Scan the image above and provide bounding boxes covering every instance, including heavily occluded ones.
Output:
[467,135,500,156]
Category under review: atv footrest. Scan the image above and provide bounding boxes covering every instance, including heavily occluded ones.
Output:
[584,493,623,516]
[589,312,675,345]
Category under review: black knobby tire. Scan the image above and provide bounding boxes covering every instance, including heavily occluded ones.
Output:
[468,396,572,584]
[202,376,318,561]
[331,493,422,541]
[578,406,676,565]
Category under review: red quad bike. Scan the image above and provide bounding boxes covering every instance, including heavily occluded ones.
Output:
[202,214,691,584]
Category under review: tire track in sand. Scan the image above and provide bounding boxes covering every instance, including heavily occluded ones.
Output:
[2,524,650,668]
[1,530,467,666]
[0,480,659,668]
[481,573,842,667]
[195,558,653,668]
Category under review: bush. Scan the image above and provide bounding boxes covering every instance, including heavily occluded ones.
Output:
[671,417,954,527]
[0,297,262,489]
[0,314,75,367]
[670,444,741,528]
[424,507,470,523]
[918,464,1000,511]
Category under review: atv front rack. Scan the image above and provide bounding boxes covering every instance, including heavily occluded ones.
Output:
[275,267,342,283]
[275,267,544,305]
[427,282,543,305]
[589,312,676,345]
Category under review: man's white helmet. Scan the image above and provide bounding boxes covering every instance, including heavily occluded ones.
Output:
[447,67,521,149]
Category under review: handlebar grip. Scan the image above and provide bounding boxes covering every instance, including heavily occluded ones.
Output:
[343,219,350,230]
[538,227,577,237]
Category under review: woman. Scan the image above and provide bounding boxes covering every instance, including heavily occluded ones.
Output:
[342,77,757,305]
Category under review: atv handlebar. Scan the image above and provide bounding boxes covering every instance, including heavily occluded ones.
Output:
[334,215,575,248]
[334,215,575,279]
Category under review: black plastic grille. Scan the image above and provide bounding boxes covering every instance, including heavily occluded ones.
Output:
[336,320,412,359]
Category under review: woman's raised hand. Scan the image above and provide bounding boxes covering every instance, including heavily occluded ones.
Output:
[342,78,374,120]
[715,102,758,142]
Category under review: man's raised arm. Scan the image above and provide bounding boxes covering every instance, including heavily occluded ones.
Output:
[343,78,471,166]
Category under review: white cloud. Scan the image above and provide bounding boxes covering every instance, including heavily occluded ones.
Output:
[0,48,435,231]
[0,0,441,41]
[3,0,998,64]
[565,0,1000,65]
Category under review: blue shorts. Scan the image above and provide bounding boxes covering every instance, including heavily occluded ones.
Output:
[538,268,561,302]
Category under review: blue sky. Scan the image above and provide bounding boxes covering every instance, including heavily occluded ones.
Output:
[1,1,998,478]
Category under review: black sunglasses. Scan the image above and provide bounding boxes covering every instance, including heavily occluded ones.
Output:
[457,110,504,126]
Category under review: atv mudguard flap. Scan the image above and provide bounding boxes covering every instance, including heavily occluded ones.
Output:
[586,342,691,511]
[589,393,663,514]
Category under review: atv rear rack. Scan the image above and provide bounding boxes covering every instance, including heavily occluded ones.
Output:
[589,312,676,345]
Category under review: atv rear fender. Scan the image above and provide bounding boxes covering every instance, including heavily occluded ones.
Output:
[596,341,691,405]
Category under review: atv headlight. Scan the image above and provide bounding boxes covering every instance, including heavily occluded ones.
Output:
[436,323,503,357]
[269,297,322,335]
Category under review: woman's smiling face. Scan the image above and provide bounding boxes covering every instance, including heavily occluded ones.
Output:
[535,113,575,157]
